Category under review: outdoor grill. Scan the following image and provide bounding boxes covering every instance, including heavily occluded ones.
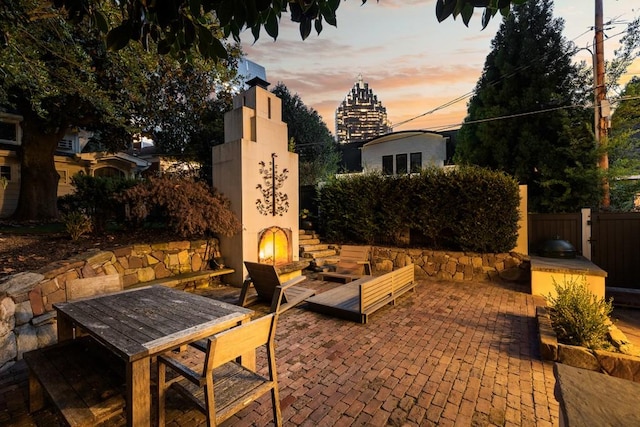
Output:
[538,238,576,259]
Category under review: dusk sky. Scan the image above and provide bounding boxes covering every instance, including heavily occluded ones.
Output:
[240,0,639,135]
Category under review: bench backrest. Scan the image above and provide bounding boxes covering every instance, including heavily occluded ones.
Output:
[66,274,123,301]
[391,264,415,289]
[359,264,414,312]
[360,274,393,312]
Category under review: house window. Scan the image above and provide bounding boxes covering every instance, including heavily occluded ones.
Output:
[94,167,124,178]
[0,121,19,145]
[382,155,393,175]
[57,138,74,152]
[396,154,408,175]
[410,152,422,173]
[0,165,10,180]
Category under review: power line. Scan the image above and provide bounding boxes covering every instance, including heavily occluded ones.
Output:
[394,15,634,130]
[426,104,587,132]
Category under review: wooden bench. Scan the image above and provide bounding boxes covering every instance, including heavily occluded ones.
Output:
[23,336,126,427]
[319,245,372,283]
[306,264,416,323]
[135,268,234,289]
[66,274,123,301]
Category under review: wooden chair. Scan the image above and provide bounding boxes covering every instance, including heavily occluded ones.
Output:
[319,245,372,283]
[157,313,282,427]
[239,261,316,313]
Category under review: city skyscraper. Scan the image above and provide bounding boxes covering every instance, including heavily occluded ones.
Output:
[335,75,392,144]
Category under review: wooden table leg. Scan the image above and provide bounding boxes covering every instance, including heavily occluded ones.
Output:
[56,311,74,342]
[126,358,151,427]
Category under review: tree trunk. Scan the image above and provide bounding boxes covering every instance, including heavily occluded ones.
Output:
[12,118,65,221]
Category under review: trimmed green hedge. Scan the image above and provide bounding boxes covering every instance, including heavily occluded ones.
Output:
[317,166,520,253]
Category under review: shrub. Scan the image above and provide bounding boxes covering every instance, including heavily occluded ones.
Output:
[547,276,613,349]
[317,166,520,252]
[58,174,137,233]
[62,211,93,241]
[118,175,241,238]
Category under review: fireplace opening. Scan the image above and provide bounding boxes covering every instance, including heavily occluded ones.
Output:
[258,226,292,265]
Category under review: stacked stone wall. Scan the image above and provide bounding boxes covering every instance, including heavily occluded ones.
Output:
[0,239,220,372]
[372,246,528,282]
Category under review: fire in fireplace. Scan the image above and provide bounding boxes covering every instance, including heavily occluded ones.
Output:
[258,226,292,266]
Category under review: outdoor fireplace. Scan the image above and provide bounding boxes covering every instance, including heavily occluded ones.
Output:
[212,78,303,286]
[258,226,292,266]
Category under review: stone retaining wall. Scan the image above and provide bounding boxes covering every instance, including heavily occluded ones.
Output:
[371,246,528,282]
[0,239,221,372]
[537,304,640,383]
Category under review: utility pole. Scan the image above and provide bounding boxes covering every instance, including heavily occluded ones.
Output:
[595,0,610,208]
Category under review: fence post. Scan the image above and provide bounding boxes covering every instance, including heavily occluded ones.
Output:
[581,208,592,260]
[515,185,528,255]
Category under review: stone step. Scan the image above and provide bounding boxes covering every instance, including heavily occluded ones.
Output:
[299,229,317,236]
[300,243,329,252]
[299,234,319,242]
[301,249,337,259]
[311,256,339,267]
[300,239,321,247]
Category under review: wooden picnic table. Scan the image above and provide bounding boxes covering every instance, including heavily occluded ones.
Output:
[54,285,254,427]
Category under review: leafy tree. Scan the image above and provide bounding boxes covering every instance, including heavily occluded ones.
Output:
[0,1,238,220]
[606,17,640,98]
[454,0,600,213]
[140,60,238,183]
[32,0,525,61]
[609,77,640,211]
[435,0,528,28]
[271,82,339,185]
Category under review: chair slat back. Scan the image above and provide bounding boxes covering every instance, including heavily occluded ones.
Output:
[206,313,276,369]
[339,245,371,263]
[244,261,282,300]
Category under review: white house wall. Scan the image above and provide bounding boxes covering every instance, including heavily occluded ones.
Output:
[362,134,446,173]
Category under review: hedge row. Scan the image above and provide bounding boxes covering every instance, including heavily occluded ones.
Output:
[317,166,520,253]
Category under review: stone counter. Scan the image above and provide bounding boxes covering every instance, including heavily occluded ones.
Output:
[530,255,607,300]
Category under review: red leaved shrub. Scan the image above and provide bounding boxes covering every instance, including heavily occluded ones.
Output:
[119,176,241,238]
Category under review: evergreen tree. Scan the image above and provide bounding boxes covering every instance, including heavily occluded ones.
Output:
[454,0,600,213]
[271,83,339,185]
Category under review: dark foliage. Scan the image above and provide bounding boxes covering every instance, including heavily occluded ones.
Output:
[117,175,241,238]
[318,167,520,253]
[58,174,137,233]
[454,0,600,213]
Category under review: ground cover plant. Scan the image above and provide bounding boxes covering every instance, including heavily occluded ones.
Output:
[547,276,614,350]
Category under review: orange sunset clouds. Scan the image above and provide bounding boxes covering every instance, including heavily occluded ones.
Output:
[241,1,639,135]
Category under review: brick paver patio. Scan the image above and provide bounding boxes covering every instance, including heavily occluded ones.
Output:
[0,277,559,426]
